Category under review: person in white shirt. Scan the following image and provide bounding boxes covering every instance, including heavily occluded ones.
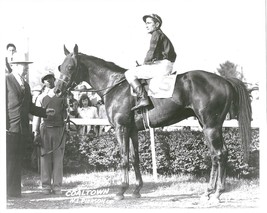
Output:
[78,94,99,135]
[32,71,67,195]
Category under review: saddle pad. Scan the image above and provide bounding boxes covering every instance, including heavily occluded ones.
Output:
[147,74,177,98]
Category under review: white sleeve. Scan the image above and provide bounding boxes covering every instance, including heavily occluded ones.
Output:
[32,94,43,133]
[94,107,99,118]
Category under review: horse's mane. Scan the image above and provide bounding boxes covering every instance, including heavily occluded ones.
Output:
[79,53,127,74]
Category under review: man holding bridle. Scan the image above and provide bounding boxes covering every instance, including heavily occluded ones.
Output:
[32,71,68,195]
[125,14,176,111]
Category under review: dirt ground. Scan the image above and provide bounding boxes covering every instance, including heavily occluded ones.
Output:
[6,172,260,209]
[6,187,259,209]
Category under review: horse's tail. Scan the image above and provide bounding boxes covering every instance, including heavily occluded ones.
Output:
[226,77,252,163]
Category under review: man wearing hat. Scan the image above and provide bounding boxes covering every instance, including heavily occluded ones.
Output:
[32,70,68,195]
[125,14,176,111]
[6,53,55,198]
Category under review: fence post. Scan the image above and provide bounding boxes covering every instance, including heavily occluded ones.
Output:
[149,127,158,182]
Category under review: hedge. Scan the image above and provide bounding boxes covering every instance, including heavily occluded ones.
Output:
[61,128,259,178]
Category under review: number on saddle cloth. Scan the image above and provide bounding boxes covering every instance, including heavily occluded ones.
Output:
[148,75,177,99]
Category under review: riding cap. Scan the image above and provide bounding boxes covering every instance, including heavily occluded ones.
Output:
[143,14,162,27]
[41,71,55,83]
[9,52,33,64]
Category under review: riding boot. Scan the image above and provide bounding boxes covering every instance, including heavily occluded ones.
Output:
[130,79,150,111]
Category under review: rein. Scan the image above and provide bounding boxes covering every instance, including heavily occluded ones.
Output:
[70,78,126,97]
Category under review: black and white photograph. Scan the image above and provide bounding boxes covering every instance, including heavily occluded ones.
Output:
[1,0,266,211]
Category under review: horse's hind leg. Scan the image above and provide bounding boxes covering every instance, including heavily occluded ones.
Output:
[130,129,143,198]
[115,126,130,200]
[203,126,228,201]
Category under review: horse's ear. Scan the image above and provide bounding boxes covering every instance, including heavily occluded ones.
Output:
[73,44,78,56]
[64,45,70,56]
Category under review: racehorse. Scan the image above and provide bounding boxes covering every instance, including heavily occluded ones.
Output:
[54,44,252,201]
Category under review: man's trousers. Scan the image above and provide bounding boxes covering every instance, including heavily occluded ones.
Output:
[40,125,66,190]
[6,132,25,197]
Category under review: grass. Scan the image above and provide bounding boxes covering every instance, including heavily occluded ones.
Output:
[13,169,260,209]
[22,169,259,195]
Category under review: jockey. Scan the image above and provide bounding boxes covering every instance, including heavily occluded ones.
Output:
[125,14,176,111]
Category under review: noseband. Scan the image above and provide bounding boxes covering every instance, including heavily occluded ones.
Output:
[58,55,82,94]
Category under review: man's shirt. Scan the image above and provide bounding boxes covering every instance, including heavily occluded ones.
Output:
[32,87,67,131]
[144,29,176,64]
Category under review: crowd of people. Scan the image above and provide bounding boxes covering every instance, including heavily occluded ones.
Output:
[66,89,110,136]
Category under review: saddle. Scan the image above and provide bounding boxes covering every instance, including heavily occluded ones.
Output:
[132,74,177,99]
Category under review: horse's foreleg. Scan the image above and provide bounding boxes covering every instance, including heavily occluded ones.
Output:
[203,127,227,202]
[115,126,130,200]
[130,129,143,198]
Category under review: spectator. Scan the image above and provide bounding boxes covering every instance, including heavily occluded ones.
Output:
[6,53,55,198]
[67,92,74,102]
[32,71,67,195]
[31,84,43,104]
[78,94,98,135]
[67,92,79,118]
[89,91,101,107]
[5,43,17,74]
[68,98,79,118]
[76,84,89,100]
[97,100,111,135]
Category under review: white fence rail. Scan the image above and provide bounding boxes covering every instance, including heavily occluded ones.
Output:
[70,118,260,128]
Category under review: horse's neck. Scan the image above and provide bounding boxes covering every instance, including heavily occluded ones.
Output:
[82,60,125,96]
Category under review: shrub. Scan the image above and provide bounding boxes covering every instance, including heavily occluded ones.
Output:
[26,128,259,178]
[64,133,120,173]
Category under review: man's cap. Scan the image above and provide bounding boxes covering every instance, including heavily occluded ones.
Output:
[9,53,33,64]
[143,14,162,27]
[41,71,55,83]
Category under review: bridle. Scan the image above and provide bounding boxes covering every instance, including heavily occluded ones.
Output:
[57,54,82,95]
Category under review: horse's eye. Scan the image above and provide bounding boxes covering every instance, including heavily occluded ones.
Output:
[68,65,74,70]
[65,77,70,82]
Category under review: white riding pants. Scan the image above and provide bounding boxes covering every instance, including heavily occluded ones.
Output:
[125,59,174,83]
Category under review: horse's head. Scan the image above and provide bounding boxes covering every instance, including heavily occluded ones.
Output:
[54,44,80,97]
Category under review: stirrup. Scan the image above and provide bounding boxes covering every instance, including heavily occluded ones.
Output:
[131,99,150,111]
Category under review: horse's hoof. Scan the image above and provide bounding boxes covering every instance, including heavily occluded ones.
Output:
[200,194,210,203]
[209,195,221,204]
[132,192,141,198]
[114,194,124,201]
